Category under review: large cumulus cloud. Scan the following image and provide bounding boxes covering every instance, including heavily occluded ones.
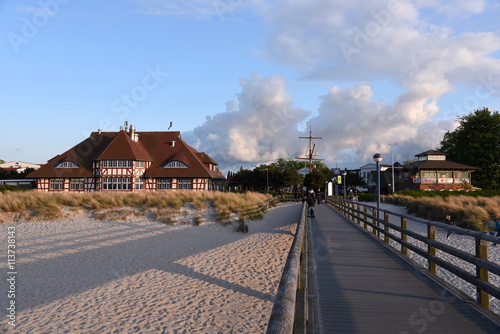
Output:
[183,0,500,170]
[183,73,309,169]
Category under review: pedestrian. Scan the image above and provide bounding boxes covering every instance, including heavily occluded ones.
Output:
[445,215,455,239]
[493,218,500,246]
[306,189,316,218]
[316,188,322,205]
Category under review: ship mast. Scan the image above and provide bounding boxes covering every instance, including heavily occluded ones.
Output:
[296,128,324,173]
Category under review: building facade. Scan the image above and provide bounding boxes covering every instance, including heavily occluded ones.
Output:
[28,124,225,192]
[0,161,41,172]
[397,150,478,191]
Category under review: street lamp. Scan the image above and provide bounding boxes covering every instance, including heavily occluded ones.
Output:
[373,153,382,236]
[342,170,347,200]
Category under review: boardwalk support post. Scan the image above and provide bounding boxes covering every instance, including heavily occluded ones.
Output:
[401,217,407,256]
[428,225,436,274]
[476,238,490,309]
[384,212,390,244]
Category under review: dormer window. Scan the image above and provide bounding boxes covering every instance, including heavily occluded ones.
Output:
[56,161,79,168]
[163,161,189,168]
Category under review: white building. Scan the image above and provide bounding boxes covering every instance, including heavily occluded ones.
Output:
[0,161,41,172]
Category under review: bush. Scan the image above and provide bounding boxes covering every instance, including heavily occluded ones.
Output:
[386,193,499,231]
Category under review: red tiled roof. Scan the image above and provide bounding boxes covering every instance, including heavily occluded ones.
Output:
[28,130,225,180]
[97,130,153,161]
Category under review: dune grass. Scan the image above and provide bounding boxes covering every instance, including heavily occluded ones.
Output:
[384,194,500,231]
[0,190,273,222]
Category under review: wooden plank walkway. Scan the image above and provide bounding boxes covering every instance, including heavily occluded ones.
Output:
[309,203,500,334]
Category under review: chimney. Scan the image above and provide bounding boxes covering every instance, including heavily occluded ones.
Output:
[170,141,176,147]
[124,121,129,132]
[130,124,138,142]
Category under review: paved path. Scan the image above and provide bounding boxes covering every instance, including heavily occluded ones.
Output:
[309,203,499,334]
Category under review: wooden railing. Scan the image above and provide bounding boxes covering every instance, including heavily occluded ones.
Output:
[328,197,500,311]
[266,203,309,334]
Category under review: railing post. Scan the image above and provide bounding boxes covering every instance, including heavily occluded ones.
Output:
[428,225,436,274]
[363,206,368,230]
[475,237,490,309]
[401,217,407,256]
[356,204,360,225]
[372,208,377,236]
[384,212,390,244]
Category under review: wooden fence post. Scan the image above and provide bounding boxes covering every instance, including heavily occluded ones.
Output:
[476,237,490,309]
[384,212,390,244]
[428,225,436,274]
[401,217,407,256]
[372,209,377,236]
[363,206,368,230]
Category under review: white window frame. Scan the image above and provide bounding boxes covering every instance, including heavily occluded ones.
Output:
[135,178,144,190]
[163,161,189,168]
[157,178,172,190]
[177,178,192,190]
[56,161,79,168]
[50,179,64,190]
[70,178,84,190]
[103,160,132,168]
[102,178,132,190]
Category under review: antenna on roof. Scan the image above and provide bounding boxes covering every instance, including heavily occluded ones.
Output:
[168,121,173,130]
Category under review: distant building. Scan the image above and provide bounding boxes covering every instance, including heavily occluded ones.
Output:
[28,124,225,192]
[359,162,391,193]
[397,150,478,191]
[0,161,40,172]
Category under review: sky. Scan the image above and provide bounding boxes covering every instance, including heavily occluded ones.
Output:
[1,0,499,173]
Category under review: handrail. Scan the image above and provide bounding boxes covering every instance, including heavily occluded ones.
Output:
[328,197,500,311]
[266,202,308,334]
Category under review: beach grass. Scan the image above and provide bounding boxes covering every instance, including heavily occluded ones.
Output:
[0,190,273,222]
[384,194,500,231]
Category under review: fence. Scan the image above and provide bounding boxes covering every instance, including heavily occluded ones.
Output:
[328,197,500,312]
[266,202,309,334]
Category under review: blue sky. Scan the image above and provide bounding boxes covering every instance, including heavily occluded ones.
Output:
[1,0,499,172]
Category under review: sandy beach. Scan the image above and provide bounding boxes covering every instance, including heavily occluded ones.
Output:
[0,202,301,334]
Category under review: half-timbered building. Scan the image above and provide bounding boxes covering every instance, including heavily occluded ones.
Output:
[28,124,225,192]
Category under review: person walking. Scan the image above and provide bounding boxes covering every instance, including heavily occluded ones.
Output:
[306,189,316,218]
[493,218,500,246]
[445,215,455,239]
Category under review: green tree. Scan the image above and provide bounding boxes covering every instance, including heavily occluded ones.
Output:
[440,108,500,190]
[0,159,5,164]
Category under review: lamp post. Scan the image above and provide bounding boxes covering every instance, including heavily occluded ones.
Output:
[342,170,347,200]
[373,153,382,236]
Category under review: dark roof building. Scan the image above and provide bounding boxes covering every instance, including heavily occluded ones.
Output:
[29,124,225,192]
[397,150,478,191]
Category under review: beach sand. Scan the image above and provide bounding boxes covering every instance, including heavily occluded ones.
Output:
[0,202,301,334]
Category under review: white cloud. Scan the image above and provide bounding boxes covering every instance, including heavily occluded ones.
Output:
[183,73,309,168]
[132,0,256,19]
[182,1,499,170]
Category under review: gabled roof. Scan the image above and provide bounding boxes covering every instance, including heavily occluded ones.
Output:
[139,132,224,179]
[97,130,152,161]
[28,130,225,180]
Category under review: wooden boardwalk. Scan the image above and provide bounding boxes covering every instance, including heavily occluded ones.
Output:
[309,203,499,334]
